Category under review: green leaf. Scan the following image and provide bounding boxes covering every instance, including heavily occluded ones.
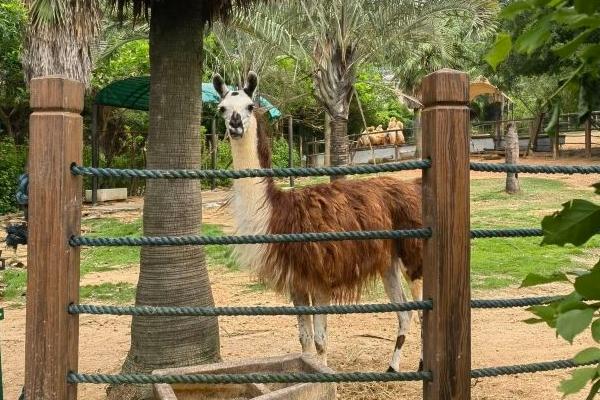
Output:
[485,33,512,70]
[528,305,557,327]
[554,28,595,58]
[500,0,534,19]
[593,183,600,195]
[560,367,597,395]
[541,199,600,246]
[592,319,600,343]
[515,16,552,54]
[575,270,600,300]
[521,272,570,287]
[558,299,590,313]
[586,380,600,400]
[575,0,600,15]
[557,308,595,343]
[574,347,600,364]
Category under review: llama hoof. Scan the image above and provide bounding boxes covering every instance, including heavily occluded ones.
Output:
[418,359,424,371]
[386,366,399,373]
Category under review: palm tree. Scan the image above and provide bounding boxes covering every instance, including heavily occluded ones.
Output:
[25,1,259,399]
[235,0,499,172]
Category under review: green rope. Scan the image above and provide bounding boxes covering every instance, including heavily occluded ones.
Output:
[471,358,599,378]
[69,228,433,247]
[470,228,543,238]
[470,163,600,174]
[69,301,433,316]
[69,228,553,248]
[67,370,431,384]
[71,160,431,179]
[69,296,559,317]
[66,358,599,385]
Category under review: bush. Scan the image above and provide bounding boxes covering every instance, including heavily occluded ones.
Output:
[0,137,27,214]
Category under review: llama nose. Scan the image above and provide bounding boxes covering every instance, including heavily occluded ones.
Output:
[229,112,243,129]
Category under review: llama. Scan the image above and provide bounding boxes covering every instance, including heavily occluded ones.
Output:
[213,72,424,372]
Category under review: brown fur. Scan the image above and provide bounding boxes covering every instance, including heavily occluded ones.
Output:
[254,111,423,302]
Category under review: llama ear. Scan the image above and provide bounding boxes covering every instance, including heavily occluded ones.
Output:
[213,74,229,99]
[244,71,258,98]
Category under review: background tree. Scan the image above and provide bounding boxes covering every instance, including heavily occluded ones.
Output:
[235,0,499,173]
[0,0,28,143]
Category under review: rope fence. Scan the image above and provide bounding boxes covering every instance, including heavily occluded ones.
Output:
[66,358,599,385]
[68,296,562,317]
[69,161,600,181]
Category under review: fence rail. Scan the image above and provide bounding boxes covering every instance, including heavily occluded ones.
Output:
[22,71,600,400]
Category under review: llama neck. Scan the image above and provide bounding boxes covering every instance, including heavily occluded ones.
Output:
[229,114,274,236]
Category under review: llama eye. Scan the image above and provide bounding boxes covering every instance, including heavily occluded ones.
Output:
[247,104,254,111]
[219,106,226,113]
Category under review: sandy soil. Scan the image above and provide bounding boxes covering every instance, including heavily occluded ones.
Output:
[1,153,599,400]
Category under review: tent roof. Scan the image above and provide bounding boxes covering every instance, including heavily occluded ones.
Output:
[470,76,512,103]
[94,76,282,120]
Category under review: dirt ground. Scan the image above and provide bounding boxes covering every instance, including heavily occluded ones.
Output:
[1,152,599,400]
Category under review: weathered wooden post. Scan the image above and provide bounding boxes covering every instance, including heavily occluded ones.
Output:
[211,118,218,190]
[288,116,294,187]
[25,76,83,400]
[421,69,471,400]
[585,117,592,159]
[505,122,520,194]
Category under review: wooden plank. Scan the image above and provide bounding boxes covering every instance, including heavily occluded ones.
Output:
[585,117,592,159]
[25,76,83,400]
[421,69,471,400]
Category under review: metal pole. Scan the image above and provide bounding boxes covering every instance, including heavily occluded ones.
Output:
[288,116,294,187]
[211,118,218,190]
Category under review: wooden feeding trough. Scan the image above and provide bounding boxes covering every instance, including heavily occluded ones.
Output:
[152,354,336,400]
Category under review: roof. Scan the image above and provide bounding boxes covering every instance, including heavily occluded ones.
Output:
[470,76,512,103]
[94,76,282,120]
[395,90,423,109]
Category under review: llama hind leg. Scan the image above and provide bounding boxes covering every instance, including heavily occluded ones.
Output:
[409,278,424,371]
[313,291,330,365]
[291,289,316,354]
[382,261,412,372]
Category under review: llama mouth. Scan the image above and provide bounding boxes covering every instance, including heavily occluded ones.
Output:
[228,127,244,139]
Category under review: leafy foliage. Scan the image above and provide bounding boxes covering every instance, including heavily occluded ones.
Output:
[0,137,27,214]
[523,184,600,397]
[487,0,600,123]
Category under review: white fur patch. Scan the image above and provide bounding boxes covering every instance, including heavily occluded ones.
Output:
[228,116,272,272]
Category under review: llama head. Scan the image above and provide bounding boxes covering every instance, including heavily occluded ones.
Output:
[213,72,258,139]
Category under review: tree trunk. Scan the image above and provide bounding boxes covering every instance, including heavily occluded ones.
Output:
[505,123,520,194]
[324,112,331,167]
[109,2,220,399]
[330,116,349,181]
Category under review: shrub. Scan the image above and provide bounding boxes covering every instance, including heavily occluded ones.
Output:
[0,137,27,214]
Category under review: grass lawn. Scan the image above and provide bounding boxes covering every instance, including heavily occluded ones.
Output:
[1,176,598,303]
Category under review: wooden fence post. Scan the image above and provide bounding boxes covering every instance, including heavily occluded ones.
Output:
[211,118,218,190]
[288,116,294,187]
[421,69,471,400]
[25,76,83,400]
[585,117,592,159]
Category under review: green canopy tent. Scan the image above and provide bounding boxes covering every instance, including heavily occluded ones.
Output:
[90,76,282,203]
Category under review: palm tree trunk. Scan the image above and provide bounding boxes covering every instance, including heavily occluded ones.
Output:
[110,2,220,399]
[330,115,349,181]
[324,113,331,167]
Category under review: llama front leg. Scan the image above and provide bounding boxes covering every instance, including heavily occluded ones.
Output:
[410,278,424,371]
[382,262,412,372]
[291,289,316,354]
[312,291,330,365]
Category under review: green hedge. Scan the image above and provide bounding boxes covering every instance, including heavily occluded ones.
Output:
[0,138,27,214]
